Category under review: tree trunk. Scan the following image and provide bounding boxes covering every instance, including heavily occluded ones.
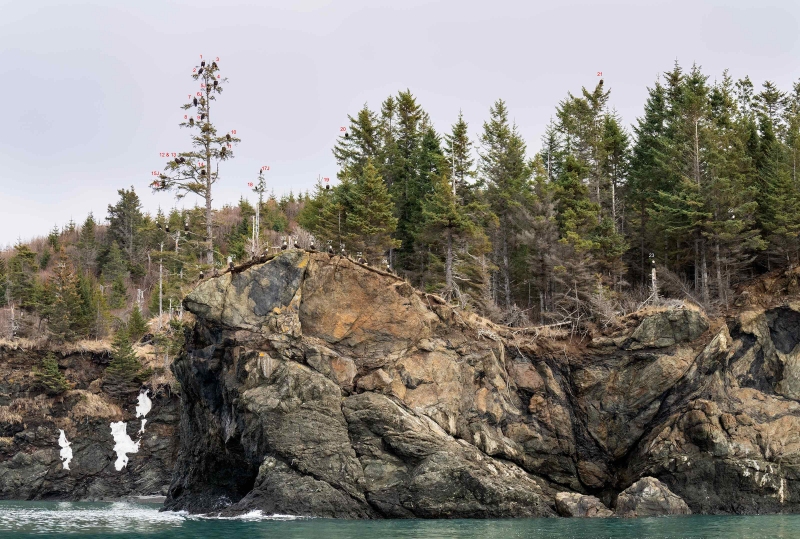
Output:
[445,230,453,293]
[701,239,709,306]
[715,241,725,306]
[205,184,213,265]
[502,229,512,308]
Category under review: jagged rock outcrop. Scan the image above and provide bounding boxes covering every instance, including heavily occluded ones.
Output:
[164,251,800,518]
[0,347,179,500]
[615,477,691,517]
[555,492,613,517]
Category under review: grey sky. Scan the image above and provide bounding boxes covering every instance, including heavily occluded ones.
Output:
[1,0,798,247]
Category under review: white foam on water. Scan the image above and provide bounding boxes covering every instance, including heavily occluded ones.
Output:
[109,421,139,471]
[57,430,73,470]
[0,501,185,535]
[190,510,306,521]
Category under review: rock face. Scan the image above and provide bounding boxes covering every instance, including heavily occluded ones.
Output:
[0,347,180,500]
[164,250,800,518]
[615,477,691,517]
[555,492,613,517]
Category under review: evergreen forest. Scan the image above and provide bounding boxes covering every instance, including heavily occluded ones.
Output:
[3,61,800,343]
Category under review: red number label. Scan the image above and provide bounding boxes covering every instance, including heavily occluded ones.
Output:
[200,54,203,59]
[196,92,201,96]
[323,177,330,182]
[597,71,602,76]
[227,144,232,149]
[151,171,160,176]
[199,162,205,167]
[261,166,270,171]
[171,153,176,157]
[217,75,221,78]
[247,182,254,187]
[216,57,219,61]
[184,115,188,119]
[340,127,346,131]
[231,130,237,135]
[201,84,205,89]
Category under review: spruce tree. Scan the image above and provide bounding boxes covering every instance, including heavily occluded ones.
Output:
[106,187,145,274]
[44,249,83,343]
[104,326,147,398]
[344,160,401,262]
[478,99,530,308]
[155,57,241,265]
[444,111,476,201]
[419,171,483,296]
[8,243,38,310]
[33,353,71,395]
[128,304,148,343]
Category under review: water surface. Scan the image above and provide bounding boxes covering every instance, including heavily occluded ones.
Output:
[1,500,799,539]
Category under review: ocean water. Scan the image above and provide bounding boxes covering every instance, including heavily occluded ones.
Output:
[1,500,799,539]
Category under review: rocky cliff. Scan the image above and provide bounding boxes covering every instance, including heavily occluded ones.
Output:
[0,345,180,500]
[163,251,800,518]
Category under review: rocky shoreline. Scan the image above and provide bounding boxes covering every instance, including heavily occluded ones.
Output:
[163,251,800,518]
[3,251,800,519]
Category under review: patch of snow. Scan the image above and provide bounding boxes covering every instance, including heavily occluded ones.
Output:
[135,390,152,419]
[135,389,152,437]
[110,422,139,471]
[58,430,73,470]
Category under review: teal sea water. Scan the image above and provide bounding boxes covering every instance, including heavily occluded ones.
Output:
[1,500,799,539]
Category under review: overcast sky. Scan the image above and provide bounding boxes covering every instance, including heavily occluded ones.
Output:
[1,0,799,247]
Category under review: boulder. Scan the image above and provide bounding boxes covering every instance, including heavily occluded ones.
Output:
[623,308,708,350]
[555,492,613,517]
[615,477,691,517]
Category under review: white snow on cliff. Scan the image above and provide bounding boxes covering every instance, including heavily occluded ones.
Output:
[109,422,139,471]
[57,430,73,470]
[135,389,152,436]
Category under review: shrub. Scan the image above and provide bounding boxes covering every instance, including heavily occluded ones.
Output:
[128,305,148,343]
[32,353,71,395]
[103,327,149,398]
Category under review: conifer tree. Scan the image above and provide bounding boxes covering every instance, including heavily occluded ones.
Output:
[419,171,483,296]
[128,304,148,343]
[7,244,39,310]
[33,353,71,395]
[444,111,475,198]
[333,105,381,181]
[344,160,401,262]
[102,241,128,309]
[518,156,561,320]
[77,213,98,274]
[106,187,145,274]
[45,248,83,343]
[478,99,530,308]
[155,57,241,265]
[627,80,670,281]
[104,326,147,398]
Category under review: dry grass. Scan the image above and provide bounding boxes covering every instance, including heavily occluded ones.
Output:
[69,390,122,419]
[0,406,23,425]
[0,336,49,351]
[9,395,52,418]
[61,340,112,355]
